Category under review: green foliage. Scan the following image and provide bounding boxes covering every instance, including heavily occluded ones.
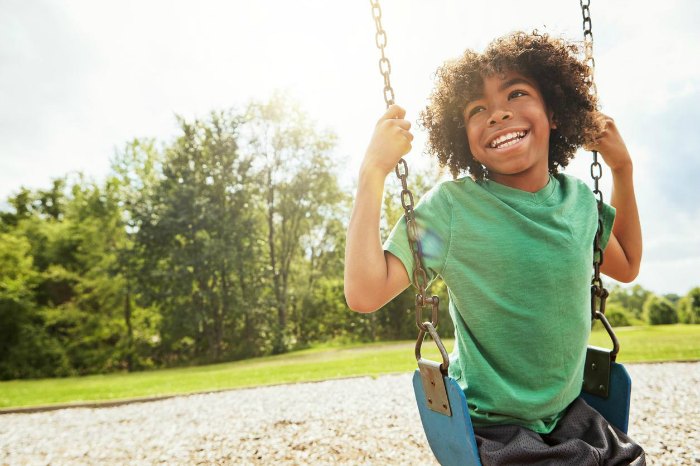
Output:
[241,92,344,354]
[643,295,678,325]
[0,225,74,379]
[607,284,652,319]
[604,302,632,327]
[135,111,260,363]
[678,287,700,324]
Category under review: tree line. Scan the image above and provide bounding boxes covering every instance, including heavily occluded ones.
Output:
[603,284,700,327]
[1,94,698,380]
[0,95,431,379]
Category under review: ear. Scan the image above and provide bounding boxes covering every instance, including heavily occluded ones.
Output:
[548,110,557,129]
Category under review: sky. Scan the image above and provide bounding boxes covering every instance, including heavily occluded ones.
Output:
[1,0,699,296]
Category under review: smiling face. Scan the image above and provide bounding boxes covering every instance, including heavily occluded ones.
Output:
[463,70,556,192]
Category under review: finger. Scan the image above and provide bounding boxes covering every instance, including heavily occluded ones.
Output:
[394,119,411,130]
[379,118,411,133]
[381,104,406,121]
[390,104,406,119]
[399,128,414,142]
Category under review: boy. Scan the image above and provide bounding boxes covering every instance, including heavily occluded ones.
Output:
[344,32,644,464]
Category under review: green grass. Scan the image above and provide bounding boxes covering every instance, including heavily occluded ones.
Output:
[1,324,698,410]
[588,324,700,362]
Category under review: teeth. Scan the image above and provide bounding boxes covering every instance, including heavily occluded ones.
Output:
[490,131,526,148]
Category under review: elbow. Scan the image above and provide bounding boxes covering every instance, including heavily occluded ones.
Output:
[344,285,380,314]
[344,295,380,314]
[615,273,636,284]
[612,262,641,283]
[618,267,640,283]
[621,253,642,283]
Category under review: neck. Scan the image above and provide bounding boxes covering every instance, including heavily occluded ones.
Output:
[488,171,551,193]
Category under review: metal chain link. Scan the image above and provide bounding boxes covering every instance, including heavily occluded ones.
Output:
[581,0,610,322]
[369,0,438,332]
[370,0,395,108]
[580,0,598,98]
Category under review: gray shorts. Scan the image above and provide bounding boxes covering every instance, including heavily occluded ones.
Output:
[473,398,646,465]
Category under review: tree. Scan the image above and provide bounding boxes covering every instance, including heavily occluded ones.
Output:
[39,179,129,374]
[604,303,632,327]
[0,177,126,377]
[0,231,72,379]
[136,111,265,363]
[678,287,700,324]
[643,295,678,325]
[241,93,343,353]
[110,139,163,370]
[607,284,652,319]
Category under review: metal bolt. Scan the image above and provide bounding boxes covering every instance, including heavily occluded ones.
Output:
[599,384,605,391]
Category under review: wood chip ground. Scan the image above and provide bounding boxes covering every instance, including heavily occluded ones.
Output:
[1,362,698,465]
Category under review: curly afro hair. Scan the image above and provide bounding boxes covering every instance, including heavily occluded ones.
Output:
[419,31,599,180]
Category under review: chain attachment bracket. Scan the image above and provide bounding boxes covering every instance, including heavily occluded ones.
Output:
[415,321,452,416]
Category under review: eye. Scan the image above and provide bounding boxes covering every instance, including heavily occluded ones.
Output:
[509,90,527,99]
[467,105,485,118]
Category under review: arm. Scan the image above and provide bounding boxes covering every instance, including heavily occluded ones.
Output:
[344,105,413,313]
[586,113,642,282]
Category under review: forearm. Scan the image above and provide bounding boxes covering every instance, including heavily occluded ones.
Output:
[346,104,413,311]
[608,162,642,279]
[587,114,643,282]
[344,168,392,312]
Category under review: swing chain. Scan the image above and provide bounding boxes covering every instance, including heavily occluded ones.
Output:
[580,0,598,97]
[370,0,396,107]
[369,0,439,331]
[581,0,609,322]
[590,148,609,321]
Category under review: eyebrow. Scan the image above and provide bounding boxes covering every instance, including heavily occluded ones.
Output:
[498,77,534,92]
[465,77,535,108]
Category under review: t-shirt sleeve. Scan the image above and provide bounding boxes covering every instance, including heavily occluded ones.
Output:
[383,182,452,287]
[599,201,616,250]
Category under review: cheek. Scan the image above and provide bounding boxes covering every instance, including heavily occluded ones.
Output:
[466,127,480,154]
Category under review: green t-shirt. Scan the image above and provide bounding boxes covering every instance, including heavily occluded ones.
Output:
[384,173,615,434]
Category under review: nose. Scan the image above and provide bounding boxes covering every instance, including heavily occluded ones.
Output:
[488,109,513,126]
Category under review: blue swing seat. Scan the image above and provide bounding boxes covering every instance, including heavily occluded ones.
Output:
[412,360,631,466]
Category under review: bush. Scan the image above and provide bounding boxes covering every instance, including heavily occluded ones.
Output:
[604,303,632,327]
[643,295,678,325]
[607,284,651,320]
[677,287,700,324]
[0,302,73,380]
